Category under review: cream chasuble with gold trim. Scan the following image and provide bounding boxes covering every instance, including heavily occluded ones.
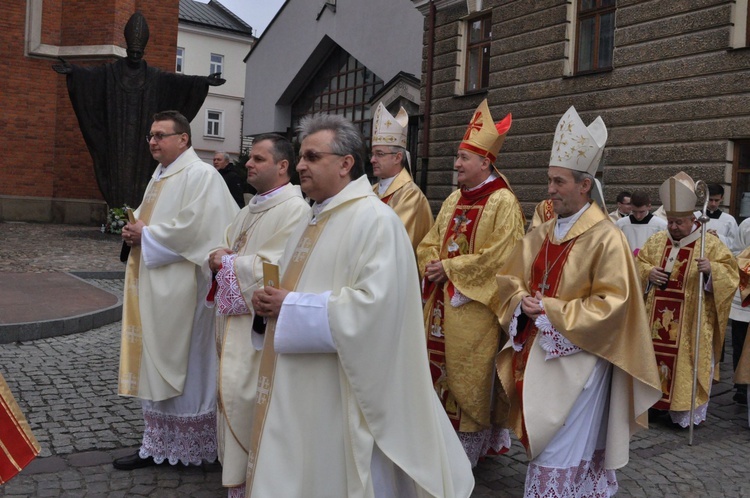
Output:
[119,147,238,401]
[214,183,309,488]
[245,176,474,498]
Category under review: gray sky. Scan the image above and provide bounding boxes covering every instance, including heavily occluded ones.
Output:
[205,0,286,36]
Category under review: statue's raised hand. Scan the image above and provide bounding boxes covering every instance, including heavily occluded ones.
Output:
[52,57,73,74]
[206,72,226,86]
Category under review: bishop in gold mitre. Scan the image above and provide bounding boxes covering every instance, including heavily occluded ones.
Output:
[495,105,661,497]
[417,98,525,466]
[636,171,738,427]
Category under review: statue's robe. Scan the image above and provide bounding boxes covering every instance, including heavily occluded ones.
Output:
[65,59,210,207]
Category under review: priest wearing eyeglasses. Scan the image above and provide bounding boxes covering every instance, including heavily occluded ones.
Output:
[247,113,474,497]
[495,106,661,497]
[114,110,238,471]
[369,102,433,252]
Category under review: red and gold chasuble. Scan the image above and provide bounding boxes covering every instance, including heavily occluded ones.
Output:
[511,236,575,450]
[0,374,40,483]
[424,177,510,429]
[649,237,697,410]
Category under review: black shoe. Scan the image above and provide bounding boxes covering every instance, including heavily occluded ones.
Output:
[113,450,157,470]
[733,391,748,406]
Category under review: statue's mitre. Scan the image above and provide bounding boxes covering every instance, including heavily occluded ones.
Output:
[659,171,697,217]
[549,106,607,176]
[124,12,150,50]
[372,102,408,148]
[458,99,511,164]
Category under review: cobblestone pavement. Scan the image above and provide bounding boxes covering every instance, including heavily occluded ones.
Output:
[2,222,750,496]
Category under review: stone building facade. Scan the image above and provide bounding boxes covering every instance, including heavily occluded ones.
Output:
[413,0,750,219]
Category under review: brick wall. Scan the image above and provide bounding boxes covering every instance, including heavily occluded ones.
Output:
[419,0,750,216]
[0,0,179,210]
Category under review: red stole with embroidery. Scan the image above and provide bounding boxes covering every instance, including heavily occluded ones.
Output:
[424,177,510,429]
[649,236,698,409]
[512,236,575,450]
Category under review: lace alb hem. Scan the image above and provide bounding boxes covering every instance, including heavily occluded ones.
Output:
[228,484,246,498]
[450,289,472,308]
[457,427,511,467]
[670,402,708,428]
[216,254,251,316]
[536,314,582,360]
[140,409,218,466]
[510,302,523,351]
[525,449,618,498]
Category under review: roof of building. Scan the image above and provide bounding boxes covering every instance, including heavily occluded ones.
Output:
[179,0,254,37]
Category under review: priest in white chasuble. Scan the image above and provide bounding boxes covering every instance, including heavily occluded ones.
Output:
[249,114,474,498]
[370,102,433,252]
[496,106,661,498]
[636,172,738,428]
[115,111,239,470]
[417,99,525,467]
[207,134,310,498]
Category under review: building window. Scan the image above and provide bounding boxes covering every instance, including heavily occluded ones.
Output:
[465,13,492,93]
[206,110,223,138]
[575,0,615,74]
[291,47,383,144]
[210,53,224,75]
[176,47,184,73]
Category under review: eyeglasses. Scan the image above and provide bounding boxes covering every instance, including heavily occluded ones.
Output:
[297,151,343,164]
[371,151,398,159]
[146,132,181,143]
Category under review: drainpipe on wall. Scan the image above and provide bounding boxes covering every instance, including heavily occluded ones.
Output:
[420,0,436,193]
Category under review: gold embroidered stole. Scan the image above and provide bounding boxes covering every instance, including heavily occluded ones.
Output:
[0,374,40,484]
[216,209,270,453]
[649,235,699,409]
[118,181,166,396]
[245,217,329,492]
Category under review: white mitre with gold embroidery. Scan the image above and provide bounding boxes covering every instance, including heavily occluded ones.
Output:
[659,171,697,217]
[372,102,408,148]
[549,106,607,176]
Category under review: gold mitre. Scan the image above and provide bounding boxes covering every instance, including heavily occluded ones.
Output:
[549,106,607,176]
[659,171,697,217]
[459,99,512,164]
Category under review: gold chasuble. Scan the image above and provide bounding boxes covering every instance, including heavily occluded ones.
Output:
[119,148,239,401]
[636,229,738,411]
[734,247,750,383]
[528,199,555,232]
[245,176,473,498]
[0,373,40,484]
[418,175,525,433]
[373,168,433,252]
[496,203,661,467]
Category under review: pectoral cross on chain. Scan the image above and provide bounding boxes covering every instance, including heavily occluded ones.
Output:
[538,272,550,294]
